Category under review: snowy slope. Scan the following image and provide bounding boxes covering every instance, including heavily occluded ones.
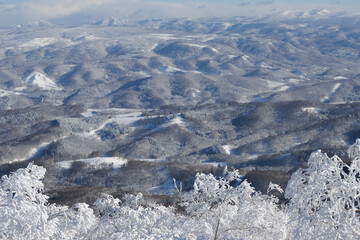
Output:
[20,38,58,49]
[24,72,62,91]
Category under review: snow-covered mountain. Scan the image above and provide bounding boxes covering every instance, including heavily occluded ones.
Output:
[95,17,120,26]
[0,13,359,110]
[16,20,54,30]
[1,13,360,206]
[24,72,62,91]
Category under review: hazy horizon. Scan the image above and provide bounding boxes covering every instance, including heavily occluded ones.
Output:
[0,0,359,26]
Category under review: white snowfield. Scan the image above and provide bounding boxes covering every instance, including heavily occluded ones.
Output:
[24,72,62,91]
[334,76,347,80]
[321,82,342,102]
[185,43,219,53]
[222,145,235,155]
[11,135,70,163]
[76,34,103,42]
[0,89,22,97]
[148,33,177,40]
[135,158,165,162]
[157,65,201,74]
[191,88,201,97]
[24,141,51,160]
[302,107,321,114]
[11,142,51,163]
[241,54,251,62]
[20,38,58,49]
[79,108,144,139]
[157,65,182,73]
[162,113,191,131]
[57,157,128,169]
[265,79,285,89]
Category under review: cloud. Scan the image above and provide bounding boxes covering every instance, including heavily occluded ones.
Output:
[19,0,112,19]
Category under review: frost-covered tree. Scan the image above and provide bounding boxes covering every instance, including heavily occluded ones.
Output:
[5,139,360,239]
[0,164,287,240]
[285,139,360,239]
[0,163,96,240]
[180,169,288,240]
[0,163,58,239]
[90,193,199,239]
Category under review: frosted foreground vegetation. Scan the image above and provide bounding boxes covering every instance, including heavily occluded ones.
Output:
[2,140,360,239]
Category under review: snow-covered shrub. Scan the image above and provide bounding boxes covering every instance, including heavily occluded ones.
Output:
[4,139,360,239]
[180,169,288,240]
[285,140,360,239]
[0,163,58,239]
[91,193,197,239]
[0,163,97,240]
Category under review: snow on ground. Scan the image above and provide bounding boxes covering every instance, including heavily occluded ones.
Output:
[256,61,274,69]
[244,154,262,160]
[21,141,52,161]
[111,111,144,125]
[169,115,186,127]
[321,83,342,102]
[137,71,152,77]
[241,55,250,61]
[148,34,177,40]
[288,78,302,84]
[298,23,308,28]
[13,86,27,91]
[281,10,298,17]
[24,72,62,91]
[150,178,176,195]
[264,79,285,89]
[134,158,165,162]
[20,38,58,48]
[223,22,232,29]
[202,36,217,42]
[75,34,103,42]
[150,113,192,133]
[150,44,158,51]
[11,136,69,163]
[277,86,291,92]
[191,88,201,97]
[57,157,128,169]
[293,135,306,145]
[317,9,330,15]
[186,43,218,53]
[222,145,236,155]
[11,143,49,162]
[79,108,144,139]
[0,89,22,97]
[156,65,202,74]
[158,65,182,73]
[334,76,347,80]
[79,108,136,117]
[183,34,208,41]
[163,113,189,130]
[241,55,253,65]
[302,107,321,114]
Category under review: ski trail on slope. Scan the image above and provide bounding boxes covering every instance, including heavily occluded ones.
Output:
[321,83,342,103]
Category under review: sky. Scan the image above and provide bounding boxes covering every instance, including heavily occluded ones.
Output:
[0,0,359,26]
